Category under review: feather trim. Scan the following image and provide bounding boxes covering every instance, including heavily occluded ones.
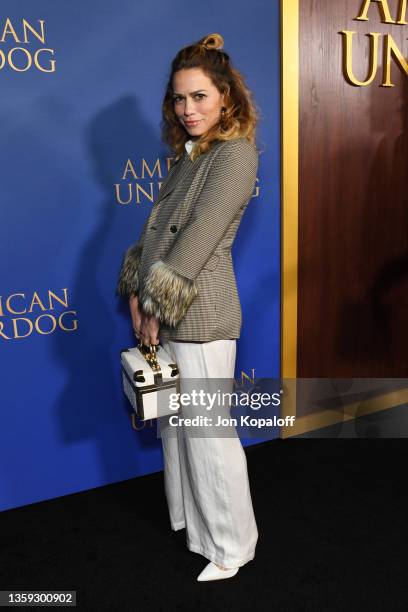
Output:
[139,260,198,326]
[116,242,143,297]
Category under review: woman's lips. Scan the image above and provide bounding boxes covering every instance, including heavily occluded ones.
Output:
[185,120,202,126]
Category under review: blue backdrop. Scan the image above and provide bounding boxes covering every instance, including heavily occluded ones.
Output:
[0,1,280,512]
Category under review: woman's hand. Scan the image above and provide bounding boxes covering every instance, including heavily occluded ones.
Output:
[139,311,160,347]
[129,294,160,347]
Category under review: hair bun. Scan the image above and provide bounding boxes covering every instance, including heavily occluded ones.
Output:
[199,33,224,51]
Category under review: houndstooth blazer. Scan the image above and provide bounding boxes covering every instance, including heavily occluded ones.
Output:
[116,136,258,342]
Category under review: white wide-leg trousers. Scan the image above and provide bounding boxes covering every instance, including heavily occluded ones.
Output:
[159,338,258,568]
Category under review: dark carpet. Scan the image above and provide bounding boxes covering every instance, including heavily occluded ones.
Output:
[1,440,407,611]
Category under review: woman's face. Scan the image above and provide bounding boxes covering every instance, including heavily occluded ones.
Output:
[172,68,225,139]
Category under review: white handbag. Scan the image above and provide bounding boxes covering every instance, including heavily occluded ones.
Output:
[120,342,180,420]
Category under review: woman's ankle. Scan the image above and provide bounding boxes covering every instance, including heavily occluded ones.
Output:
[215,563,235,570]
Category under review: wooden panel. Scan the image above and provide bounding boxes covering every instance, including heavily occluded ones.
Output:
[298,0,408,376]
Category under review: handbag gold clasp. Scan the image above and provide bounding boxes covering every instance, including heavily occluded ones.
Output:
[137,341,161,372]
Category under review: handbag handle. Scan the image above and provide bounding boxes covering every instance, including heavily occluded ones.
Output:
[137,341,161,372]
[137,341,160,353]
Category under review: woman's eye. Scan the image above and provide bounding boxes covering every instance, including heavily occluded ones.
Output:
[173,94,206,103]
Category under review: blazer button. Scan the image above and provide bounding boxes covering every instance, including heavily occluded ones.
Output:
[170,225,177,233]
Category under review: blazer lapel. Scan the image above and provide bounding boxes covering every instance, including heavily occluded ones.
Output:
[154,153,186,202]
[155,140,222,204]
[155,149,202,203]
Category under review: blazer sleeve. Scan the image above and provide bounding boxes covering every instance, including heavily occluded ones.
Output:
[138,138,258,327]
[115,217,149,298]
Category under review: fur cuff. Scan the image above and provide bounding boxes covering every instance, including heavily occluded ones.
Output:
[116,242,143,297]
[139,260,198,327]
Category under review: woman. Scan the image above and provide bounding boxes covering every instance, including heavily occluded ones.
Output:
[117,33,259,582]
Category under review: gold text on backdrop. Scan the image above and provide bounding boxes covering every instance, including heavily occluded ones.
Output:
[356,0,407,24]
[0,289,77,339]
[0,18,56,73]
[340,1,408,87]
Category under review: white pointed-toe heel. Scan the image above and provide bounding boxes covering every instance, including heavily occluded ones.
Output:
[196,561,239,582]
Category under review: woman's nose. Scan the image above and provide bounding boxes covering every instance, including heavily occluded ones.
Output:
[184,100,195,115]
